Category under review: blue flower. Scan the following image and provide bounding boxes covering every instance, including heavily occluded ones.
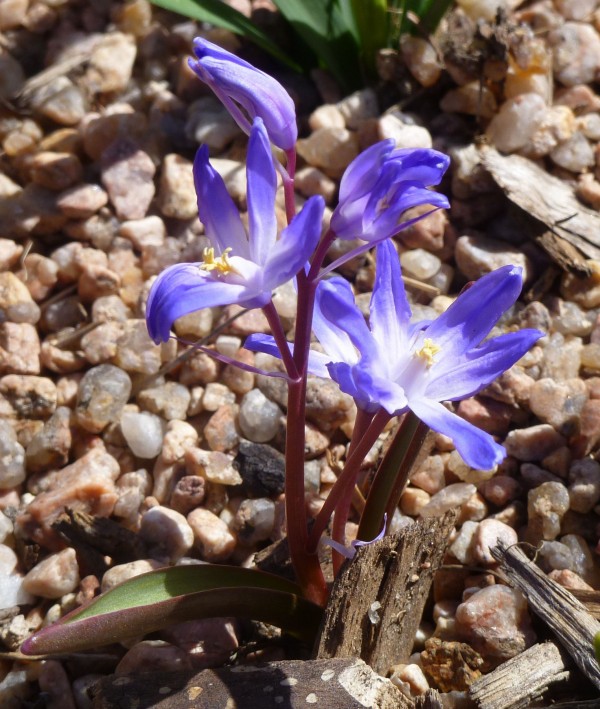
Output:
[146,119,324,344]
[248,241,543,470]
[189,37,298,151]
[330,141,450,244]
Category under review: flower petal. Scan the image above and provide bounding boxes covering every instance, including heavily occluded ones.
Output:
[190,38,297,150]
[337,140,394,204]
[264,196,324,289]
[247,119,278,266]
[409,397,505,470]
[389,148,450,185]
[370,241,411,357]
[193,145,249,259]
[244,333,332,378]
[425,329,544,402]
[146,264,250,343]
[313,276,373,363]
[424,265,524,358]
[350,364,408,415]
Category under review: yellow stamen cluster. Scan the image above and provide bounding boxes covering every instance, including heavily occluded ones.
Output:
[415,338,441,367]
[200,247,235,275]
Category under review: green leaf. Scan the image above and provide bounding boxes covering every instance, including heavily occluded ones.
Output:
[149,0,302,71]
[272,0,363,92]
[350,0,389,77]
[21,566,322,655]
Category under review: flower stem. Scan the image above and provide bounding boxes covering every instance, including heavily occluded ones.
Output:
[307,408,391,553]
[282,149,297,224]
[357,411,428,542]
[262,301,299,381]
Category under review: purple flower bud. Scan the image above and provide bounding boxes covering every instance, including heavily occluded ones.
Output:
[330,141,450,243]
[189,37,297,151]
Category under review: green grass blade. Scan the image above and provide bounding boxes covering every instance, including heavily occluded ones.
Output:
[272,0,362,92]
[21,566,321,654]
[149,0,302,71]
[350,0,389,76]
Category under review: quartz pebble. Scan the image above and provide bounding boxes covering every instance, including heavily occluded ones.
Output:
[161,420,199,464]
[187,508,236,561]
[137,382,191,421]
[25,406,71,472]
[139,506,194,562]
[0,374,56,418]
[0,272,41,325]
[22,548,80,599]
[158,154,197,219]
[204,404,240,452]
[120,411,165,459]
[238,388,282,443]
[114,319,163,374]
[101,139,155,220]
[296,128,359,178]
[185,448,242,486]
[548,22,600,86]
[485,94,547,153]
[101,559,163,592]
[568,458,600,513]
[233,498,275,544]
[472,520,518,565]
[455,235,531,281]
[420,483,477,518]
[504,424,566,461]
[455,586,536,663]
[527,481,570,541]
[0,420,25,488]
[76,364,132,433]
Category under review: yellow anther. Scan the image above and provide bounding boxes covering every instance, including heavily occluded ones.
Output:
[200,247,236,275]
[415,338,441,367]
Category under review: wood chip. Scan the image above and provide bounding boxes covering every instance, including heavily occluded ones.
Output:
[315,510,457,676]
[91,658,410,709]
[480,146,600,272]
[491,542,600,691]
[468,642,570,709]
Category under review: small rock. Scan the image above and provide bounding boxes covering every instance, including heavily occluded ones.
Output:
[336,88,379,129]
[401,487,431,516]
[139,506,194,562]
[113,319,163,374]
[539,333,582,381]
[0,374,56,418]
[504,424,565,461]
[120,411,165,459]
[294,166,337,204]
[233,497,275,544]
[550,132,595,172]
[420,483,477,518]
[17,448,120,548]
[101,138,156,220]
[485,93,547,153]
[57,183,108,218]
[296,127,360,178]
[568,458,600,513]
[75,364,132,433]
[170,475,205,515]
[137,382,191,421]
[0,322,40,375]
[120,215,166,251]
[378,115,433,148]
[162,618,239,670]
[101,559,163,592]
[455,586,536,664]
[204,404,239,452]
[113,468,152,524]
[25,406,71,472]
[30,77,87,126]
[16,253,59,301]
[161,419,199,464]
[480,475,521,506]
[0,272,41,325]
[0,420,25,488]
[410,454,446,495]
[548,22,600,86]
[185,96,242,150]
[455,234,532,281]
[527,481,570,541]
[238,388,282,443]
[234,440,285,497]
[185,448,242,486]
[390,662,430,697]
[202,382,236,412]
[528,378,587,434]
[187,508,236,561]
[472,519,518,565]
[115,640,192,675]
[86,32,137,94]
[308,104,346,131]
[449,521,478,564]
[561,260,600,308]
[400,35,441,87]
[158,154,197,219]
[538,540,574,572]
[22,548,80,599]
[28,151,82,191]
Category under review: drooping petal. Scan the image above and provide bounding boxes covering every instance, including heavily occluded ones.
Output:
[327,361,381,412]
[146,264,250,343]
[313,277,373,363]
[369,241,411,357]
[246,119,278,266]
[424,265,524,358]
[409,397,505,470]
[425,329,544,402]
[263,196,324,289]
[193,145,249,259]
[244,333,332,379]
[190,38,297,150]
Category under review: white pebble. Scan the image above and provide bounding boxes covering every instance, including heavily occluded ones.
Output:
[238,389,282,443]
[120,411,165,459]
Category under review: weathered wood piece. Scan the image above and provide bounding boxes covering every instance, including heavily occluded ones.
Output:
[491,542,600,691]
[91,658,412,709]
[315,510,457,676]
[468,642,570,709]
[570,589,600,620]
[480,146,600,267]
